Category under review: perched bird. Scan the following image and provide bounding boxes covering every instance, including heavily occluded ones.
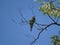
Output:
[29,16,36,31]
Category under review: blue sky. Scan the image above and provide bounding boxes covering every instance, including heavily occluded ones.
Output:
[0,0,60,45]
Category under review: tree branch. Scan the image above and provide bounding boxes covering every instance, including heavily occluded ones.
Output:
[30,22,60,45]
[55,23,60,26]
[47,15,56,23]
[30,23,54,45]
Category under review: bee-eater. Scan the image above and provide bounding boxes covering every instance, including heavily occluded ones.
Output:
[29,16,36,31]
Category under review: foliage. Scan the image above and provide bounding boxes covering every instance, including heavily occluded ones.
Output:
[38,0,60,18]
[51,35,60,45]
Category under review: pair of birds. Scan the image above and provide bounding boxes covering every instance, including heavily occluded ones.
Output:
[29,16,36,31]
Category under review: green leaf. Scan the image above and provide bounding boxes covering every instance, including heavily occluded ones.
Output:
[56,42,60,45]
[58,0,60,4]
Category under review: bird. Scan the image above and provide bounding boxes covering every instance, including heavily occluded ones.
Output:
[29,16,36,31]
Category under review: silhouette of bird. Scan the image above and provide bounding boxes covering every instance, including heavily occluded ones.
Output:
[29,16,36,31]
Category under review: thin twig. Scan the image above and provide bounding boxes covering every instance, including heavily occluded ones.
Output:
[11,19,21,24]
[17,8,27,22]
[33,25,43,31]
[29,6,35,16]
[35,22,48,26]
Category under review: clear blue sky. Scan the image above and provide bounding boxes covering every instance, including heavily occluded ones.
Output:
[0,0,60,45]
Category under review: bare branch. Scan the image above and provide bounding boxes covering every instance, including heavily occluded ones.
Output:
[55,23,60,26]
[11,19,21,24]
[30,6,35,16]
[35,22,48,26]
[17,8,28,22]
[33,25,42,31]
[11,18,28,25]
[12,8,30,25]
[47,15,56,23]
[30,23,57,45]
